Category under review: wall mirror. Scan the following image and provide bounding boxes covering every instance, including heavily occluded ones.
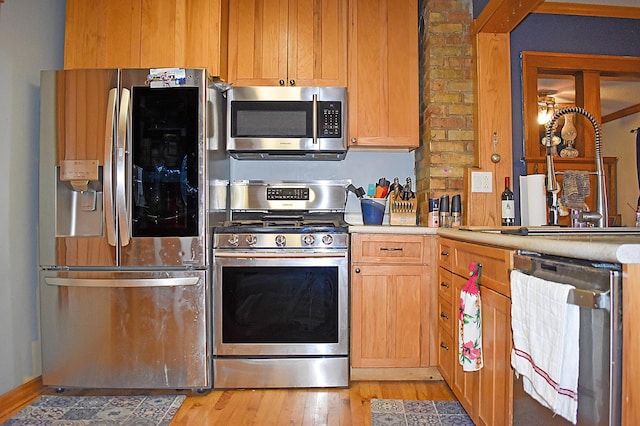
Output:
[522,51,640,226]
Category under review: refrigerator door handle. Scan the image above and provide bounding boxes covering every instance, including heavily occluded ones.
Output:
[116,88,131,247]
[104,88,118,247]
[44,276,200,288]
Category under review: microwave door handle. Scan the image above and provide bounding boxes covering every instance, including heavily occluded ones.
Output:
[116,87,131,247]
[312,93,318,145]
[103,88,118,247]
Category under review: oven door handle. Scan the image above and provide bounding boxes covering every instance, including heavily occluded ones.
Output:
[214,251,347,258]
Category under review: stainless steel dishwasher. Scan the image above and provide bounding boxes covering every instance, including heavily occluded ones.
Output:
[512,252,622,426]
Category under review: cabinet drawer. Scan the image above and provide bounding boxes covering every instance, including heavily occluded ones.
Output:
[351,234,427,264]
[438,267,453,303]
[453,241,512,297]
[437,238,453,270]
[437,326,454,385]
[438,297,454,337]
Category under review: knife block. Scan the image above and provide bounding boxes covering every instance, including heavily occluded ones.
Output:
[389,194,417,226]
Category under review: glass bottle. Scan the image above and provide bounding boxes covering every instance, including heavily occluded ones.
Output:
[501,177,515,226]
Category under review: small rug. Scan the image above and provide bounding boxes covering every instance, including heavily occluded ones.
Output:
[371,398,474,426]
[2,394,186,426]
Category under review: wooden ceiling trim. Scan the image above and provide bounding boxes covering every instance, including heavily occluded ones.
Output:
[602,103,640,123]
[473,0,545,34]
[534,3,640,20]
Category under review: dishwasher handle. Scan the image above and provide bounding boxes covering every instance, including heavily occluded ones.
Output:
[567,288,610,311]
[513,253,616,311]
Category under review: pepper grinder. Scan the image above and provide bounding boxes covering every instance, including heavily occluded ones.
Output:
[451,194,461,227]
[439,195,450,228]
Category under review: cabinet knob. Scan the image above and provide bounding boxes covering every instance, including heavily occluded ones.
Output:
[440,342,449,351]
[440,281,450,288]
[279,79,285,86]
[440,251,449,257]
[355,268,361,274]
[350,137,357,144]
[440,312,449,320]
[289,79,296,86]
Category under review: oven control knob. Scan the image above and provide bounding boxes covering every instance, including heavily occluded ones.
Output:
[246,234,257,246]
[302,234,316,246]
[227,234,239,246]
[322,234,334,246]
[275,234,286,247]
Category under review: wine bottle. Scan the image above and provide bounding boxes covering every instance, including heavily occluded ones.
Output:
[501,177,515,226]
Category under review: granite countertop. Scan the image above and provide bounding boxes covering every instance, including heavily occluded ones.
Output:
[348,225,640,264]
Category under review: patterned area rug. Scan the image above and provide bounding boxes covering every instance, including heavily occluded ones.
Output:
[2,395,185,426]
[371,398,474,426]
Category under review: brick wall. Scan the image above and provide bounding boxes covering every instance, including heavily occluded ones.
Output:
[416,0,474,224]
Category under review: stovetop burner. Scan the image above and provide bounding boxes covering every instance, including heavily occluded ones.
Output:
[218,211,347,233]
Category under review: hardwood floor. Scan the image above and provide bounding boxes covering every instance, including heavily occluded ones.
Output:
[1,380,456,425]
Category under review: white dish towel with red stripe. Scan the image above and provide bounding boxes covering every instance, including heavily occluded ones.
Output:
[510,270,580,425]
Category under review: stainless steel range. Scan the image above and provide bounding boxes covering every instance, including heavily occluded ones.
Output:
[212,180,350,388]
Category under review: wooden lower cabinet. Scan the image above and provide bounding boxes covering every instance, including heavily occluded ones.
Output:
[351,264,425,367]
[477,285,513,426]
[350,233,435,378]
[437,237,513,425]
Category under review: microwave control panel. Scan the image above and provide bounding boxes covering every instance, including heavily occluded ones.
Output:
[318,101,342,138]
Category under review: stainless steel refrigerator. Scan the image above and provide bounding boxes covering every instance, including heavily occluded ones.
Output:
[38,68,228,389]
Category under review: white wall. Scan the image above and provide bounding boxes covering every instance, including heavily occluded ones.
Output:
[0,0,66,394]
[603,114,640,227]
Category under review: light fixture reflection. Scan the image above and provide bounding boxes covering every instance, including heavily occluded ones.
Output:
[537,94,557,125]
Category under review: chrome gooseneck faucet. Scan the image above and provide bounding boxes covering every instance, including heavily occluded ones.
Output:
[544,106,608,227]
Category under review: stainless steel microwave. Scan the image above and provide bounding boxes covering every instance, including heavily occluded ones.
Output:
[226,86,347,160]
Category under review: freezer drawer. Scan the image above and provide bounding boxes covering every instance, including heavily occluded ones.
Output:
[39,269,210,389]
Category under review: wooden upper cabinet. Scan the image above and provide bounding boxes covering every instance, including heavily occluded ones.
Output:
[348,0,419,149]
[64,0,141,69]
[64,0,228,78]
[227,0,347,86]
[139,0,228,76]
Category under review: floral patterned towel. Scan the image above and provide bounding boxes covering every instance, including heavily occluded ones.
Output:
[458,261,483,371]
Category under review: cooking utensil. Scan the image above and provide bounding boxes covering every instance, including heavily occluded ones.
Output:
[491,132,501,163]
[346,184,365,199]
[375,178,390,198]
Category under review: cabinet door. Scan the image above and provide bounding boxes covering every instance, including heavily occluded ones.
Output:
[477,286,513,426]
[348,0,419,148]
[287,0,347,86]
[64,0,227,74]
[139,0,228,77]
[227,0,289,85]
[227,0,346,86]
[351,264,424,368]
[64,0,142,69]
[451,273,479,420]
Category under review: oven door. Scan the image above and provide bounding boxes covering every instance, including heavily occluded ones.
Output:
[213,252,348,356]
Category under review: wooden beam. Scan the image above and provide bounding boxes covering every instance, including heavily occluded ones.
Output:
[465,33,513,226]
[602,103,640,124]
[473,0,544,34]
[534,2,640,20]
